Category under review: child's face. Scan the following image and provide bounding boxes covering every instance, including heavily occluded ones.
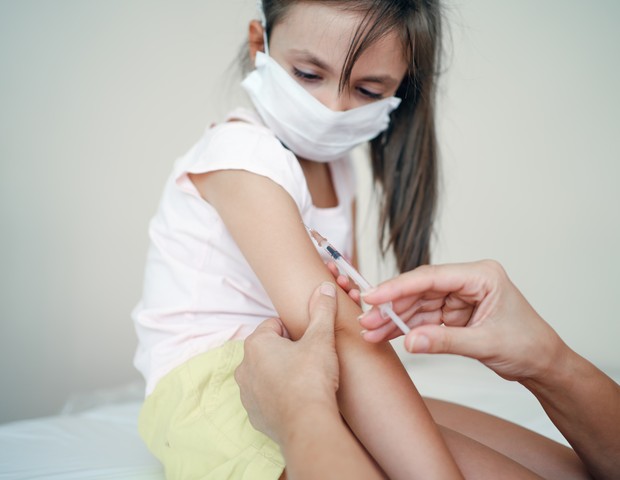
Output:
[267,2,408,112]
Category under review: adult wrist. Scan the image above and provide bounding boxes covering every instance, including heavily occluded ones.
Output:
[520,335,576,394]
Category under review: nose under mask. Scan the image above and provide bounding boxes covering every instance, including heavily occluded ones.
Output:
[241,51,401,163]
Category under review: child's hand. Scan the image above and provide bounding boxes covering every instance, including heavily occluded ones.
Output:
[326,261,361,305]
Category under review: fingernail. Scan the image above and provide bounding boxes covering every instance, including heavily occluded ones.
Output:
[357,313,366,323]
[406,334,430,353]
[360,329,368,337]
[320,282,336,298]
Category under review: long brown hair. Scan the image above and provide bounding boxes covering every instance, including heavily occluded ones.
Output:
[244,0,443,272]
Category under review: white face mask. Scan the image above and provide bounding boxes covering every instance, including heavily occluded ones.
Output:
[241,51,402,162]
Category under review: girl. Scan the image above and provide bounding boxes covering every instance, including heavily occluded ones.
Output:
[134,1,453,478]
[135,1,581,479]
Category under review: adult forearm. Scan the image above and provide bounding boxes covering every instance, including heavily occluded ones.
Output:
[281,404,384,480]
[521,344,620,480]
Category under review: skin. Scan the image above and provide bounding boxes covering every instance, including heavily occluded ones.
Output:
[236,283,384,480]
[193,4,462,479]
[255,4,408,112]
[198,3,609,478]
[361,260,620,479]
[238,261,619,479]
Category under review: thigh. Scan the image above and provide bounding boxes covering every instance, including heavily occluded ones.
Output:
[424,397,589,480]
[139,341,285,480]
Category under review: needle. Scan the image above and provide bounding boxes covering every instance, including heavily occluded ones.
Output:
[304,224,410,334]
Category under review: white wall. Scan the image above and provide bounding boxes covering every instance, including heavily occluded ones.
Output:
[436,0,620,371]
[0,0,254,423]
[358,0,620,371]
[1,1,618,423]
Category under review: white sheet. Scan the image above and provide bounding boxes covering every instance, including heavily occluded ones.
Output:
[1,354,617,479]
[0,401,163,480]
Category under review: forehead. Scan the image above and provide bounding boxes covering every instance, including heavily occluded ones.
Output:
[269,2,408,76]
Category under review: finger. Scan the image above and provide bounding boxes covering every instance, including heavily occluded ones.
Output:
[303,282,338,344]
[348,288,361,304]
[242,318,289,362]
[358,307,391,329]
[362,262,484,305]
[234,360,247,389]
[252,317,288,338]
[327,261,339,278]
[404,324,488,360]
[361,319,400,343]
[336,274,350,290]
[360,307,400,342]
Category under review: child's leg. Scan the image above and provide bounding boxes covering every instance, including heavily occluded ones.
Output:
[139,342,285,480]
[439,426,546,479]
[425,398,590,480]
[280,418,552,479]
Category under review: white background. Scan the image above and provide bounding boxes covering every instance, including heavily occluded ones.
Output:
[1,1,618,423]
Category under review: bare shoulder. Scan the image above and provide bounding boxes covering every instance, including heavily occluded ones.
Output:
[190,169,292,208]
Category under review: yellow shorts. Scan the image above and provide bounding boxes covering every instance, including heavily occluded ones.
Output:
[138,341,285,479]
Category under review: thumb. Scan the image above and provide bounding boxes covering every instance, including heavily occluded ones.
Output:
[302,282,338,344]
[404,324,486,360]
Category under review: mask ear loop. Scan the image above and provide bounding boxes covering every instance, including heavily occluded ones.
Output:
[256,0,270,56]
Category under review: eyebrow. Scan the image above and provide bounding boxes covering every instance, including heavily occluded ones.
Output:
[290,49,333,74]
[360,75,399,89]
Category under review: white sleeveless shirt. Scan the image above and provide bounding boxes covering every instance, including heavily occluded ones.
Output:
[132,108,356,394]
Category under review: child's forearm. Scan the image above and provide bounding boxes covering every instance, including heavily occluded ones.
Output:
[282,404,386,480]
[198,172,461,478]
[333,290,463,480]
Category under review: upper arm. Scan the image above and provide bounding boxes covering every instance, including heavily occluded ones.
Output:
[191,168,358,339]
[351,199,358,269]
[191,169,458,479]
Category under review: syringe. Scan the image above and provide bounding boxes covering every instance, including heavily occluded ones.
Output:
[305,225,410,335]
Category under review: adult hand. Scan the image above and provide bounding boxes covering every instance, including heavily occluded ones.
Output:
[235,282,340,444]
[326,261,361,305]
[360,260,567,382]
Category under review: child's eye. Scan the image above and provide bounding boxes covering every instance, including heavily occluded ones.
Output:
[357,87,383,100]
[293,67,321,82]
